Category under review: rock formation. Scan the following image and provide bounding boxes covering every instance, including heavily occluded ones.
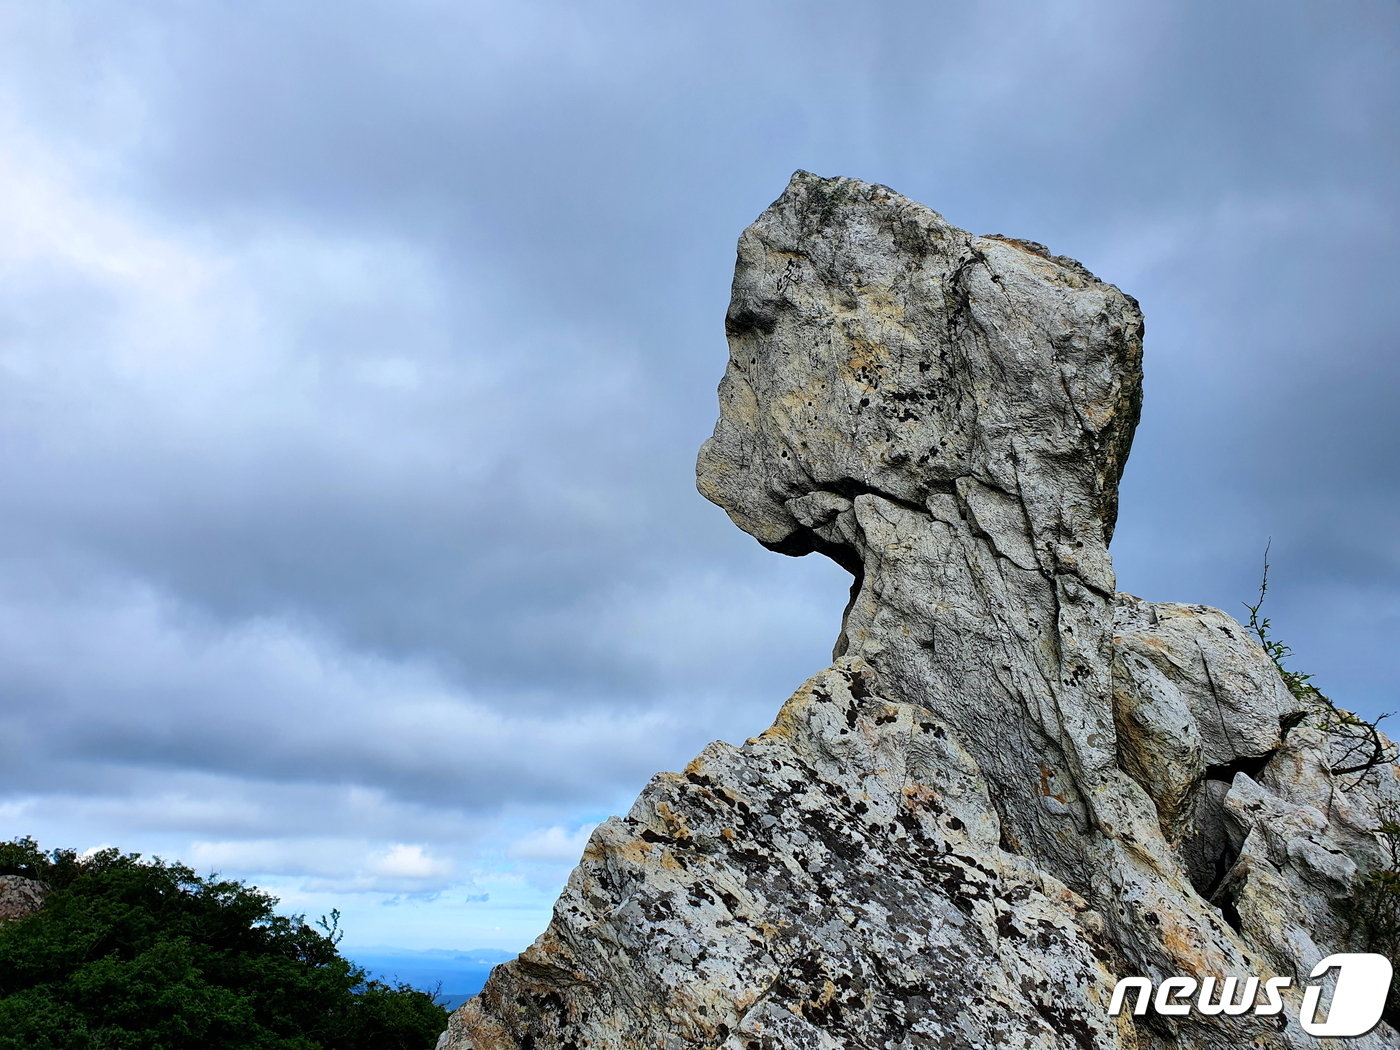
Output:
[0,875,47,925]
[439,173,1400,1049]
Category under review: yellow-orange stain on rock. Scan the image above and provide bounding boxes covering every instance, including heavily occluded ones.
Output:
[656,800,693,841]
[1038,763,1067,803]
[901,783,940,812]
[616,838,656,866]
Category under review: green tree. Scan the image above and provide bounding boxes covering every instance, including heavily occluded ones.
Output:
[0,838,446,1050]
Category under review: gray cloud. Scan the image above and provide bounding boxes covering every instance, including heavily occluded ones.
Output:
[0,0,1396,947]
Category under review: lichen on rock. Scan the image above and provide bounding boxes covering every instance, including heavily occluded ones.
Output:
[440,173,1400,1049]
[0,874,47,926]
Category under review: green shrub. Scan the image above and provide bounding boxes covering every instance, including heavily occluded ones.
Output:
[0,838,445,1050]
[1342,815,1400,1028]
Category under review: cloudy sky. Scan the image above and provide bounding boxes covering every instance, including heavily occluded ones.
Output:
[1,1,1397,955]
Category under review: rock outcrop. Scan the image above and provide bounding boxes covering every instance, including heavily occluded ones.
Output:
[440,173,1400,1049]
[0,874,48,925]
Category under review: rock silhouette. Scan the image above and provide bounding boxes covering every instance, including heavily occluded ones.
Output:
[439,173,1399,1049]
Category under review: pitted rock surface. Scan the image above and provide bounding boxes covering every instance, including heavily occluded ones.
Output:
[0,875,48,924]
[441,173,1400,1049]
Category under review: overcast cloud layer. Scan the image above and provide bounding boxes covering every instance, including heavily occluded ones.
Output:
[1,1,1397,952]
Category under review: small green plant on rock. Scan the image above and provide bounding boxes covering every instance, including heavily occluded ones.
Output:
[1244,548,1400,1025]
[1242,544,1395,782]
[1342,809,1400,1027]
[1346,812,1400,954]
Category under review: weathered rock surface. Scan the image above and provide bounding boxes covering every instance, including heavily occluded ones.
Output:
[0,874,48,925]
[441,173,1400,1048]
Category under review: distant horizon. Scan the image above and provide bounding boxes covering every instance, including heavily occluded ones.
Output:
[342,946,517,958]
[345,945,518,1006]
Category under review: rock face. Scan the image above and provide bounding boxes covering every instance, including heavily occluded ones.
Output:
[0,875,48,925]
[440,173,1400,1049]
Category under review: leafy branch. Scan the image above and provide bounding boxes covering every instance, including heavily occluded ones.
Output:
[1243,542,1395,784]
[318,907,345,946]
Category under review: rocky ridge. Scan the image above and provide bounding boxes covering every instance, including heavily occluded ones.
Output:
[439,173,1400,1049]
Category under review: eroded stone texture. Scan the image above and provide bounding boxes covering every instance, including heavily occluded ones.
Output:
[441,174,1399,1049]
[443,666,1132,1050]
[0,875,48,925]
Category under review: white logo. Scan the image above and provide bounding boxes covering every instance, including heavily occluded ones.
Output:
[1108,953,1392,1037]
